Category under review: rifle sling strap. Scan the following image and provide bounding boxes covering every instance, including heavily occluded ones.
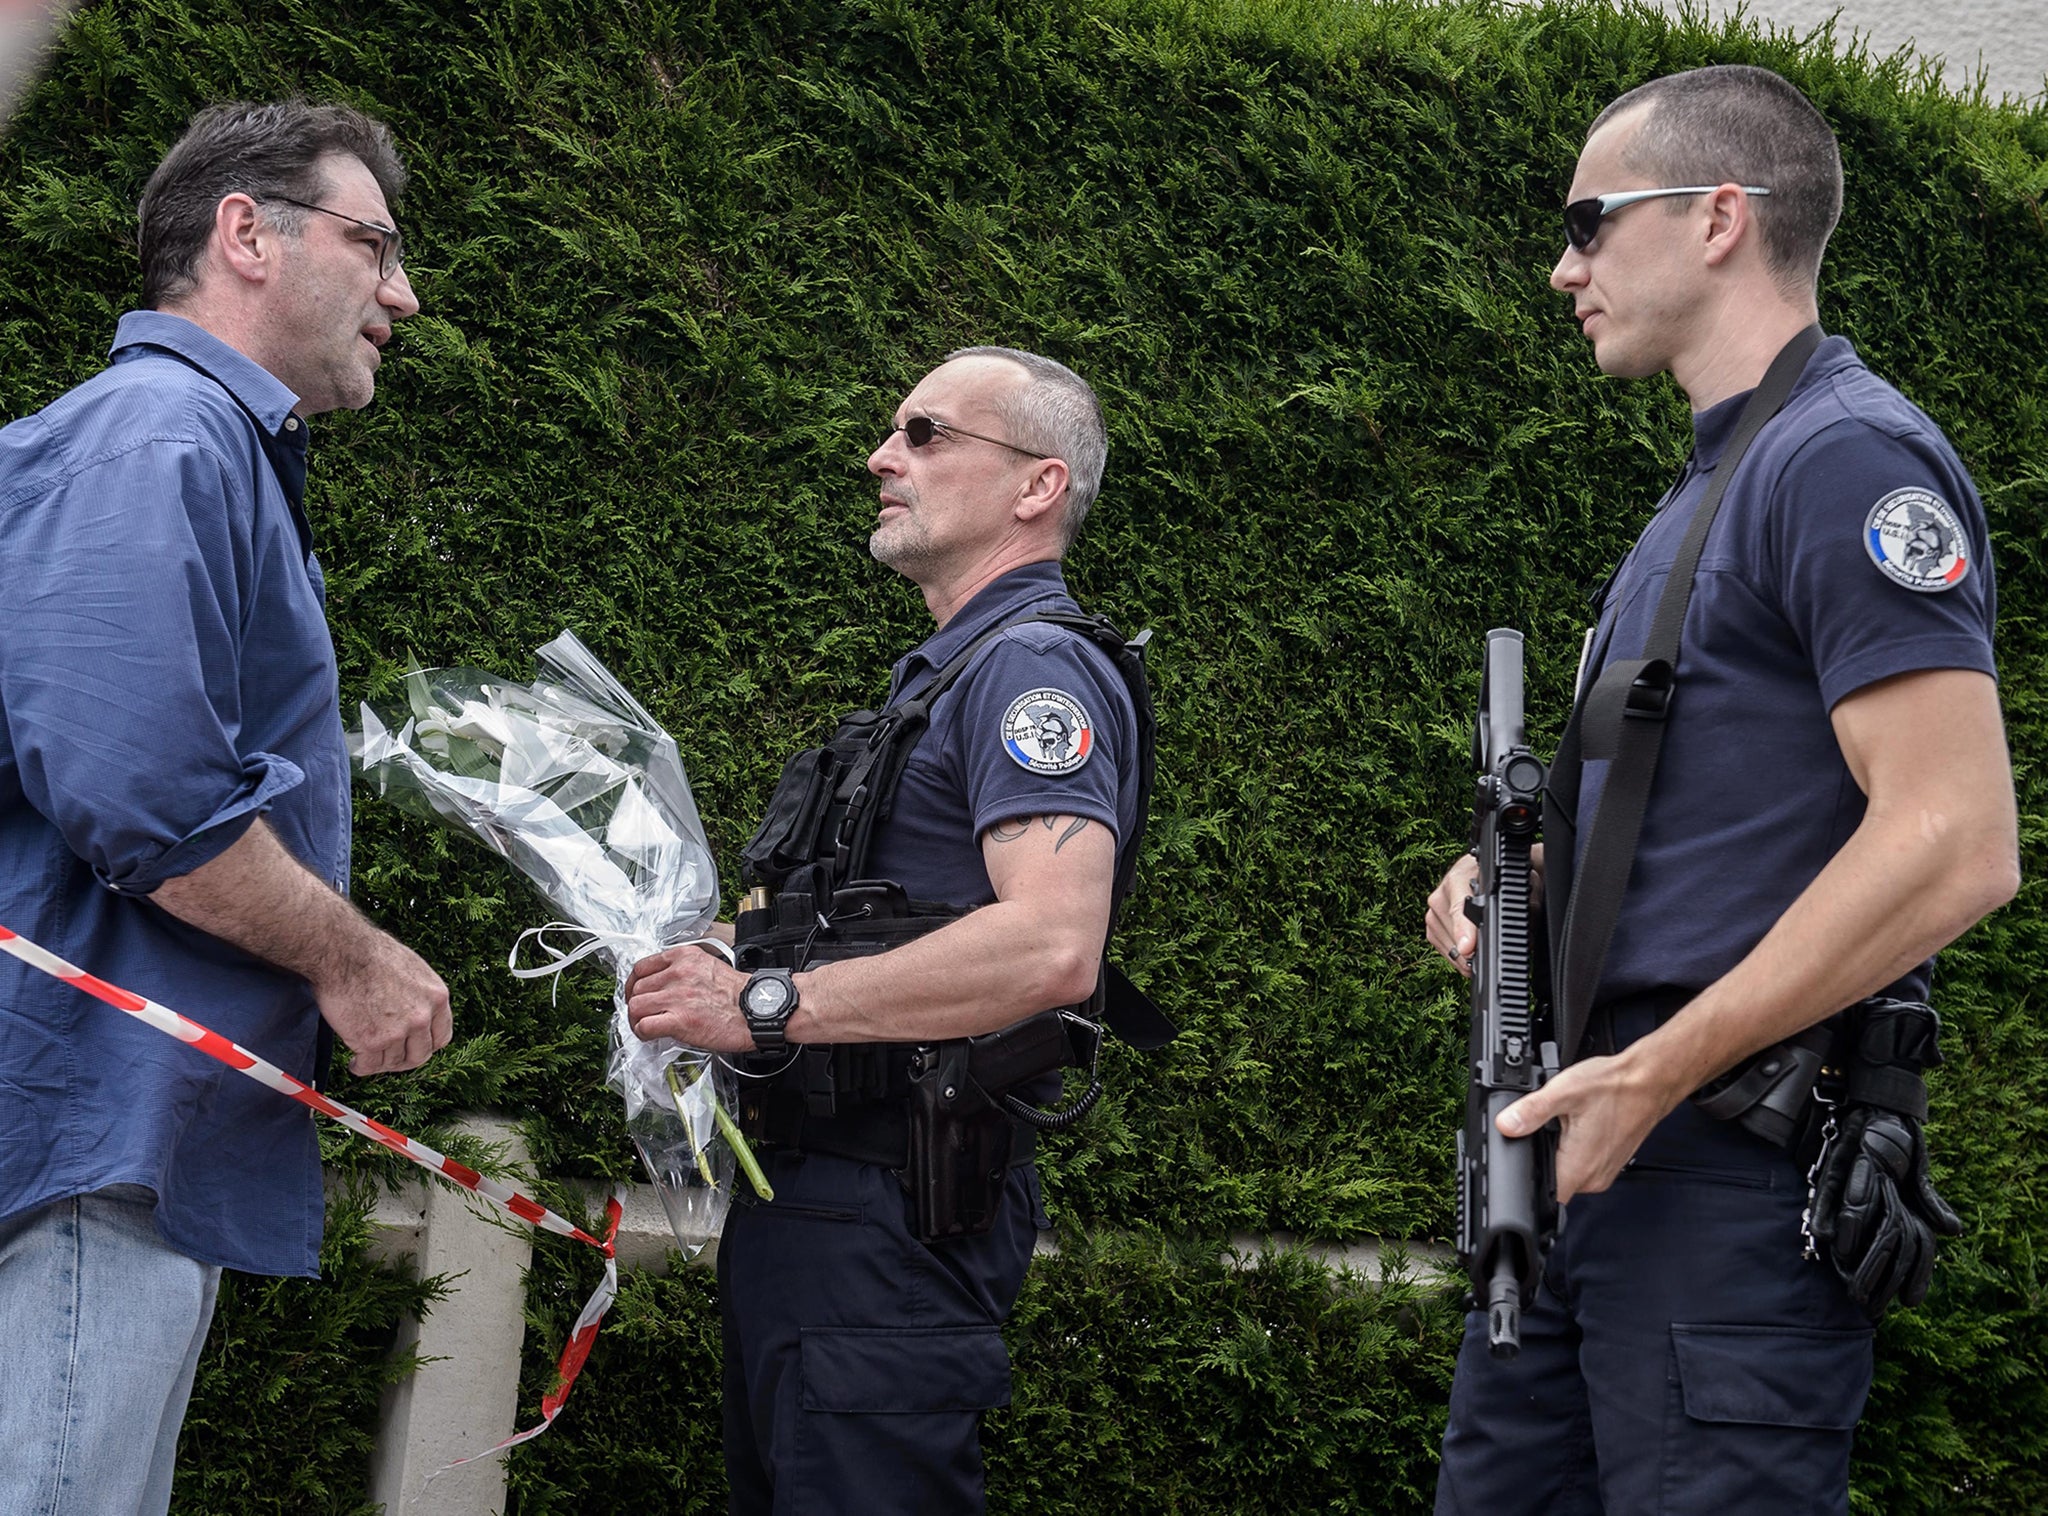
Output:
[1549,325,1823,1063]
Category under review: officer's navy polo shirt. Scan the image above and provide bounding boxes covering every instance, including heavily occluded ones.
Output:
[1577,336,1997,1006]
[865,560,1139,908]
[0,311,343,1277]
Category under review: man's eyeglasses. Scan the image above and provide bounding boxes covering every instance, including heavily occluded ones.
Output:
[1563,185,1771,252]
[267,195,405,279]
[882,415,1048,460]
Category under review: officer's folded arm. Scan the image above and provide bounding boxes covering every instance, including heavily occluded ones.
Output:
[622,811,1115,1050]
[1497,666,2018,1201]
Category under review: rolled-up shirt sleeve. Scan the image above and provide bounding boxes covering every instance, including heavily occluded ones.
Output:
[0,433,305,893]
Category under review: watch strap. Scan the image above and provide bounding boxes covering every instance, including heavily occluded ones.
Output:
[742,968,797,1050]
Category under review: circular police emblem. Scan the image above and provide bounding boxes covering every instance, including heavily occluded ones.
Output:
[1864,488,1969,593]
[1002,689,1093,775]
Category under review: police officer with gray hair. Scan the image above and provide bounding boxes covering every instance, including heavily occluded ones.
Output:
[625,346,1161,1513]
[1424,66,2018,1512]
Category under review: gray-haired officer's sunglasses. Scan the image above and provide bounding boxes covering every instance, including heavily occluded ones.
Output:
[883,415,1049,460]
[1564,185,1771,251]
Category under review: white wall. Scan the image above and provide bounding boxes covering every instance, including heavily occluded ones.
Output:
[1669,0,2047,105]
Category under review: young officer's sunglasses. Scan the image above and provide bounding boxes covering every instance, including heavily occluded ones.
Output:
[1564,185,1771,251]
[882,415,1049,459]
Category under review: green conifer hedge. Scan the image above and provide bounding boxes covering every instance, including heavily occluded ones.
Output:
[2,0,2043,1509]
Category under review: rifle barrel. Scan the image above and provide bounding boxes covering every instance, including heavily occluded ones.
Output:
[1487,1259,1522,1360]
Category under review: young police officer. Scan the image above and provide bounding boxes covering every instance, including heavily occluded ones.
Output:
[625,348,1148,1513]
[1423,67,2019,1512]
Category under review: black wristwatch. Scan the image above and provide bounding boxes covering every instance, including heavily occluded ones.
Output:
[739,968,798,1051]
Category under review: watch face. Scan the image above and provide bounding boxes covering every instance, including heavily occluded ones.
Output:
[745,977,790,1018]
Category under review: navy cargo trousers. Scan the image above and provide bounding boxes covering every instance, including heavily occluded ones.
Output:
[1434,1088,1875,1516]
[719,1148,1042,1515]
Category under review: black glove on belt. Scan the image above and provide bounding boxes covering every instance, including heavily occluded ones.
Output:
[1804,998,1963,1320]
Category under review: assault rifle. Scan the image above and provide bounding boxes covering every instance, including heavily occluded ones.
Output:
[1455,628,1560,1358]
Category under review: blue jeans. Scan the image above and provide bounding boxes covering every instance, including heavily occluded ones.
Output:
[0,1187,223,1516]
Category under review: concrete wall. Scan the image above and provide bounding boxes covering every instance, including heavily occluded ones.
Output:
[1658,0,2048,105]
[352,1129,1450,1516]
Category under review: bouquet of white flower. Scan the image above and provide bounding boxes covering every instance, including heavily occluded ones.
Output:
[350,629,763,1256]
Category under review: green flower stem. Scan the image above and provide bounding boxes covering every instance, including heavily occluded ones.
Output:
[663,1057,774,1201]
[663,1062,718,1187]
[708,1077,774,1202]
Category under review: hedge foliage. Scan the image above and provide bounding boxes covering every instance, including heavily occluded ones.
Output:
[2,0,2044,1509]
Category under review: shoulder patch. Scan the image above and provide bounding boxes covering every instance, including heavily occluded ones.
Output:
[1002,688,1093,775]
[1863,487,1969,593]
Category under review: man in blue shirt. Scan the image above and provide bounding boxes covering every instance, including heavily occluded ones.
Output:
[1423,67,2019,1513]
[624,348,1144,1513]
[0,101,446,1515]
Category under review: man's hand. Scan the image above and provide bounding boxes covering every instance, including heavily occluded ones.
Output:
[625,944,754,1053]
[1426,846,1545,977]
[151,818,453,1078]
[312,933,451,1077]
[1496,1047,1680,1203]
[1425,853,1482,975]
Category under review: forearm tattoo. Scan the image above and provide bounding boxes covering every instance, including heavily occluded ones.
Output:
[989,814,1091,853]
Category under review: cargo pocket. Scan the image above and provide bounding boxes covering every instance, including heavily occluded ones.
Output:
[799,1325,1011,1414]
[1659,1323,1873,1515]
[789,1327,1012,1512]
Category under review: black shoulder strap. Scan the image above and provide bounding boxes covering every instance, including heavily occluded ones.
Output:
[1547,325,1823,1061]
[831,615,1053,881]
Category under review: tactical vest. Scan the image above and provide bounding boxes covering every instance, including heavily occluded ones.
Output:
[729,609,1171,1235]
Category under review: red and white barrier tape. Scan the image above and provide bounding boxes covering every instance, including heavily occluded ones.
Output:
[0,920,622,1459]
[429,1213,620,1479]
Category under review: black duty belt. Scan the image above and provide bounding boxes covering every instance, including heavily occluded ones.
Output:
[1589,985,1694,1053]
[758,1097,1038,1172]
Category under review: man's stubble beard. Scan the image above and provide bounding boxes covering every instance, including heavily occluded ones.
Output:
[269,297,375,417]
[869,514,939,577]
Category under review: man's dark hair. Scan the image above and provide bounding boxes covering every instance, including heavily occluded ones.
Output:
[1590,65,1842,289]
[138,100,407,309]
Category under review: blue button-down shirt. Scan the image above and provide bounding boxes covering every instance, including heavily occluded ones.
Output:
[0,311,348,1277]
